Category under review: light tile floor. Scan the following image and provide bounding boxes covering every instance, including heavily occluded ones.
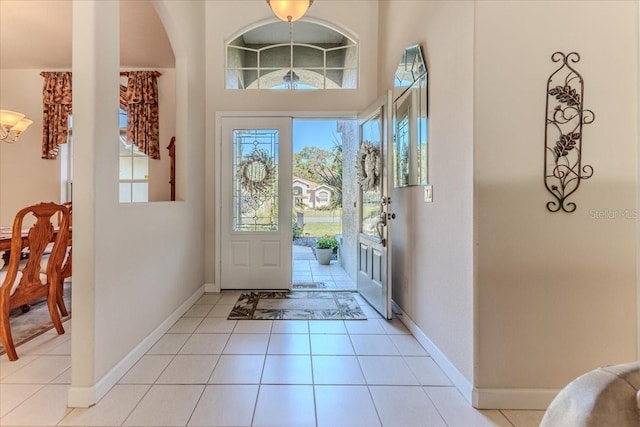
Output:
[293,245,356,291]
[0,293,546,427]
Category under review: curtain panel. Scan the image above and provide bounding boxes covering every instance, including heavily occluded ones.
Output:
[40,70,161,159]
[40,72,72,159]
[123,71,162,159]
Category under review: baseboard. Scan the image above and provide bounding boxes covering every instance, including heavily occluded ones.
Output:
[67,285,205,407]
[392,301,473,403]
[472,387,559,410]
[392,301,559,410]
[204,282,219,293]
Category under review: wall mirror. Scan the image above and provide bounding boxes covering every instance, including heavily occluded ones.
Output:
[392,44,428,187]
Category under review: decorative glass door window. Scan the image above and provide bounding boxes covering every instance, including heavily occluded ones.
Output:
[233,129,279,231]
[359,112,383,238]
[393,113,410,187]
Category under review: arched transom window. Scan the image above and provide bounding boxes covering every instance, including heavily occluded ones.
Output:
[226,21,358,90]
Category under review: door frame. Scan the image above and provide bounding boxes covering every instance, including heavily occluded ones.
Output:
[213,111,357,291]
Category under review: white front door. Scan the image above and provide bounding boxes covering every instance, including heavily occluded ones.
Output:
[357,92,394,319]
[220,117,292,290]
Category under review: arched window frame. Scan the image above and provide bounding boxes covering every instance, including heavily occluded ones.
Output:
[226,18,359,90]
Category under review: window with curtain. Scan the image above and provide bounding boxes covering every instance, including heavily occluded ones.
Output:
[45,71,160,203]
[118,109,149,203]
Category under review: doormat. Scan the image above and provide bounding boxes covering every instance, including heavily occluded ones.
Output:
[292,282,327,290]
[0,282,71,356]
[228,291,366,320]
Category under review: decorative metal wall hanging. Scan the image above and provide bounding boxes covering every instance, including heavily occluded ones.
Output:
[544,51,595,213]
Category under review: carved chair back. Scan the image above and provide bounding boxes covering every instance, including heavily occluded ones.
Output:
[0,202,70,360]
[58,202,72,316]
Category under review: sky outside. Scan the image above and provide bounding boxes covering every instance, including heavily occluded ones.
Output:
[292,119,340,153]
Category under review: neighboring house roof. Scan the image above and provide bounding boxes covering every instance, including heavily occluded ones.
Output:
[314,184,333,192]
[292,176,334,192]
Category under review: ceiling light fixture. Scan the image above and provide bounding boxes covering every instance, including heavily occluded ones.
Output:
[266,0,314,22]
[283,70,299,89]
[0,110,32,144]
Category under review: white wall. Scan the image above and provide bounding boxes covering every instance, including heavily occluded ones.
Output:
[637,0,640,360]
[379,0,476,386]
[69,0,206,406]
[380,0,638,409]
[204,1,380,287]
[474,0,638,408]
[0,70,62,224]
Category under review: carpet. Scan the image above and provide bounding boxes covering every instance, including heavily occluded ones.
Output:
[0,282,71,356]
[292,282,327,290]
[228,291,366,320]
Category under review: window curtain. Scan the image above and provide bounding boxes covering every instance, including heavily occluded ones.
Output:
[122,71,161,159]
[40,72,72,159]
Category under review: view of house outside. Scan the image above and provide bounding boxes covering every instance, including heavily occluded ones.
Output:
[292,119,343,239]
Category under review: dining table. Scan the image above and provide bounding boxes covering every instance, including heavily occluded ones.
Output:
[0,226,71,266]
[0,226,26,265]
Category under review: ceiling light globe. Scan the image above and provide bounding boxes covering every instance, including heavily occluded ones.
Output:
[12,118,33,133]
[0,110,25,128]
[267,0,313,22]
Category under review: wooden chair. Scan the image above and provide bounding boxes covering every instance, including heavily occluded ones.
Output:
[57,202,72,316]
[0,202,70,361]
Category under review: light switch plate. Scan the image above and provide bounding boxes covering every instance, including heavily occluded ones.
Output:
[424,185,433,203]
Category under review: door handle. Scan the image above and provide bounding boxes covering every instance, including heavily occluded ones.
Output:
[376,214,385,242]
[379,212,387,227]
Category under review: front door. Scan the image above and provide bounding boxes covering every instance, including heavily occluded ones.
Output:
[357,92,394,319]
[220,117,292,290]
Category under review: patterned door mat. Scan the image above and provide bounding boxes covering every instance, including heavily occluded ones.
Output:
[228,291,366,320]
[292,282,327,290]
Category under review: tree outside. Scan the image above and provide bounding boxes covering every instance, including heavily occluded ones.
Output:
[292,122,343,238]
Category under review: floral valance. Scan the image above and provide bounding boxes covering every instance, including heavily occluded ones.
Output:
[40,72,72,159]
[40,70,161,160]
[121,71,162,159]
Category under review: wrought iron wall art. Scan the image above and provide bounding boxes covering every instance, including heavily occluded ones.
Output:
[544,51,595,213]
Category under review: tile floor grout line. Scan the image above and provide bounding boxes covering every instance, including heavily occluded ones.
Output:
[250,330,270,427]
[115,381,154,427]
[499,410,518,427]
[421,385,453,427]
[364,382,385,427]
[309,336,319,427]
[182,382,207,427]
[0,382,47,423]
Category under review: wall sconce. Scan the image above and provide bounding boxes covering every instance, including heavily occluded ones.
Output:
[266,0,313,22]
[1,110,33,144]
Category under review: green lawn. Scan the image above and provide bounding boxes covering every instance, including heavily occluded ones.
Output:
[300,222,342,237]
[301,208,342,218]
